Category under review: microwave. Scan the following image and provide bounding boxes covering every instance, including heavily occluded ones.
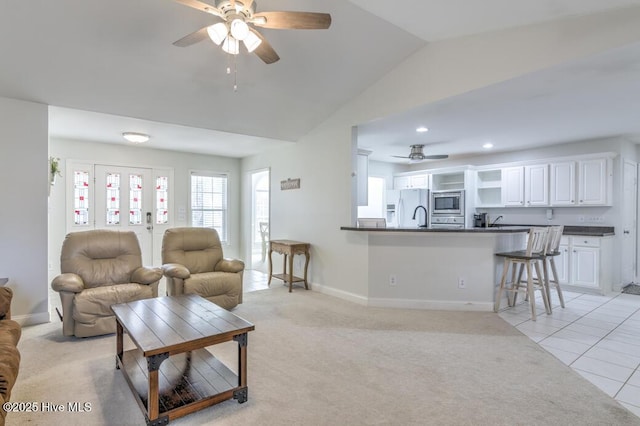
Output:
[431,190,464,216]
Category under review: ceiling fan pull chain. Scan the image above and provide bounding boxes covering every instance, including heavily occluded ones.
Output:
[233,53,238,92]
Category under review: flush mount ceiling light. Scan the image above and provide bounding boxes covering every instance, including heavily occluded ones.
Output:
[483,143,494,149]
[416,126,429,133]
[122,132,150,144]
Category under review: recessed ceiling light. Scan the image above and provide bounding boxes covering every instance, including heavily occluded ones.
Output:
[416,126,429,133]
[483,143,494,149]
[122,132,150,144]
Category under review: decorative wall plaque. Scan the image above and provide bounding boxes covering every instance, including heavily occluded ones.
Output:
[281,178,300,190]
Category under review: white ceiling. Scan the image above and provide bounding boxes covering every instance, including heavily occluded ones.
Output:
[359,40,640,163]
[1,1,640,158]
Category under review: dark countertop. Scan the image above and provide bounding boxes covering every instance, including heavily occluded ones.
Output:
[341,225,615,236]
[562,226,615,236]
[340,226,529,234]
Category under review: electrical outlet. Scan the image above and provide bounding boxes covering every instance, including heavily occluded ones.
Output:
[578,216,585,223]
[389,274,397,286]
[458,277,466,289]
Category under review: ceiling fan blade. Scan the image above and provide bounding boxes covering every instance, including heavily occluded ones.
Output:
[253,11,332,29]
[391,155,410,159]
[172,26,211,47]
[249,29,280,64]
[172,0,223,18]
[243,0,254,9]
[424,155,449,160]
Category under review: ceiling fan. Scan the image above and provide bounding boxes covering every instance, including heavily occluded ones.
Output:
[392,145,449,162]
[171,0,332,64]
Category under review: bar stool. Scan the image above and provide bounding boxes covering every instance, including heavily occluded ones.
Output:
[543,225,565,309]
[494,227,551,321]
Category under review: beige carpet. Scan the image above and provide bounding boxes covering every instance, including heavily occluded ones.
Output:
[10,286,640,426]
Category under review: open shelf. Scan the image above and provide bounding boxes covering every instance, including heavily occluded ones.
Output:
[119,348,239,420]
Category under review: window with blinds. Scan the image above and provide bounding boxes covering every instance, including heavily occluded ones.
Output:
[190,172,228,242]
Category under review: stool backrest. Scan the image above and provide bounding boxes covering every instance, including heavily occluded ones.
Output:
[546,225,565,254]
[526,227,550,256]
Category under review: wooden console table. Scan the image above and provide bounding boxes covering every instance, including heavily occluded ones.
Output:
[268,240,310,292]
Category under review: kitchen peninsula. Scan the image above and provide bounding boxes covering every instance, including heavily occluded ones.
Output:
[341,225,614,311]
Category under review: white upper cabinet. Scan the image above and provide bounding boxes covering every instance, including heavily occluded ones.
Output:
[550,161,576,206]
[578,158,611,206]
[524,164,549,206]
[393,173,429,190]
[502,166,525,206]
[503,164,549,207]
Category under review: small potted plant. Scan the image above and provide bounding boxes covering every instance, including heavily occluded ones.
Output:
[50,156,62,187]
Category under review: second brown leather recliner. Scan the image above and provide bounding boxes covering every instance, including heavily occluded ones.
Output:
[161,227,244,310]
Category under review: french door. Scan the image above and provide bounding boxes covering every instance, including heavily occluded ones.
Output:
[95,165,154,265]
[67,162,173,268]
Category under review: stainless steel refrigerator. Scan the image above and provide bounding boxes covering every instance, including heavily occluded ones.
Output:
[386,188,429,228]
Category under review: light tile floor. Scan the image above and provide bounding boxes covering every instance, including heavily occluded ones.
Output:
[498,289,640,418]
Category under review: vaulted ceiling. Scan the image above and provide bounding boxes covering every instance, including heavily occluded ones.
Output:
[1,0,640,159]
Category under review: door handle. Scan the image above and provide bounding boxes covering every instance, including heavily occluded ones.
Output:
[146,212,152,231]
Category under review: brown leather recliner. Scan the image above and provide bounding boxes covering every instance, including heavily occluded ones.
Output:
[51,230,163,337]
[161,227,244,310]
[0,287,20,426]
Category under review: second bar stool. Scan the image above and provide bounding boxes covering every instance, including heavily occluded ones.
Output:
[494,227,551,321]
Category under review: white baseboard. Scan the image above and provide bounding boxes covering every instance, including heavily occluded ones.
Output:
[12,311,50,326]
[367,298,493,311]
[309,283,368,305]
[311,283,493,311]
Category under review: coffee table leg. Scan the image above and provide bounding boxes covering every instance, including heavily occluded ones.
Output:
[147,353,169,423]
[116,320,123,369]
[233,333,249,404]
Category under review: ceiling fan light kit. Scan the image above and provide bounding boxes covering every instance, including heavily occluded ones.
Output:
[207,22,228,45]
[173,0,332,65]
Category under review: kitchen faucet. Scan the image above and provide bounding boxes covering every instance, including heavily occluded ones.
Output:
[412,205,428,228]
[490,215,504,227]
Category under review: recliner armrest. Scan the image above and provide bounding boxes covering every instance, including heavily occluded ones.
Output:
[51,273,84,293]
[131,266,163,285]
[162,263,191,279]
[215,258,245,273]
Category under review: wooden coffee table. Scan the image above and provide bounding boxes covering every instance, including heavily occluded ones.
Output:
[112,294,255,426]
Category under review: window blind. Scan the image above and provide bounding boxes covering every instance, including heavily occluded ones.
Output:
[190,172,228,242]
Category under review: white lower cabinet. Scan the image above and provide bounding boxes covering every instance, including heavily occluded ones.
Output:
[556,236,610,294]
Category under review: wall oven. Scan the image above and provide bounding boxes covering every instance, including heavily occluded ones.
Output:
[431,190,464,216]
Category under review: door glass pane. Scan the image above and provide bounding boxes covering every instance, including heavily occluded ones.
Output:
[129,174,143,225]
[156,176,168,224]
[73,171,90,225]
[106,173,120,225]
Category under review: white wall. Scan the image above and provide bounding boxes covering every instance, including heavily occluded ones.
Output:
[0,97,49,325]
[48,138,243,279]
[241,7,640,301]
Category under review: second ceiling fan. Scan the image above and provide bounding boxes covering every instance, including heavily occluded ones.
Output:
[172,0,332,64]
[392,145,449,163]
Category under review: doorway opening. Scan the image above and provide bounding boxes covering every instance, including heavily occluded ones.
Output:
[250,169,270,273]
